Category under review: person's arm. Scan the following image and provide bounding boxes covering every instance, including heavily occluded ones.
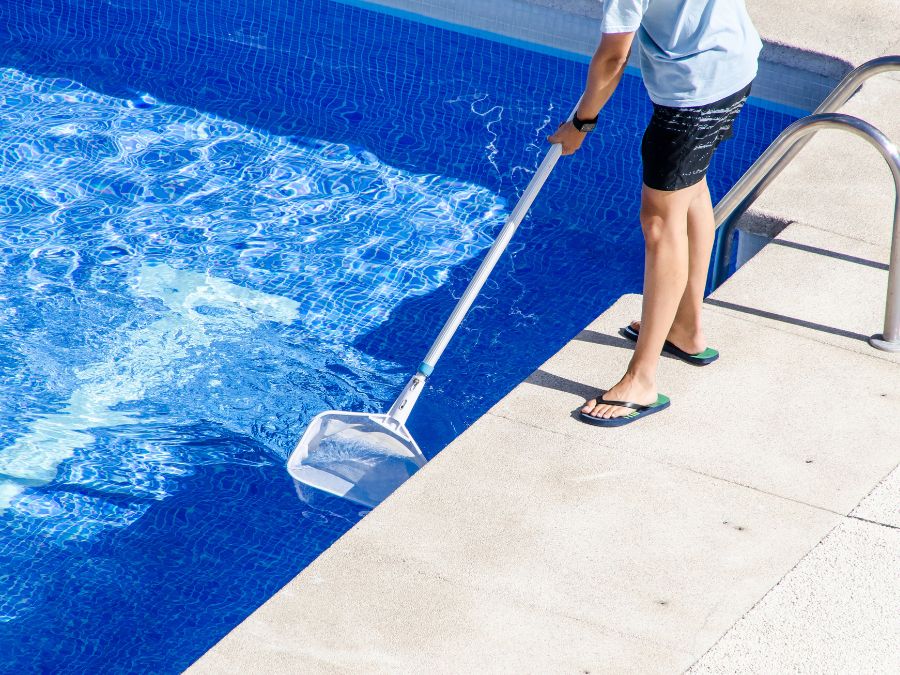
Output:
[548,31,635,155]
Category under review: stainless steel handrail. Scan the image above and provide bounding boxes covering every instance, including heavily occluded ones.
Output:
[714,55,900,235]
[710,55,900,352]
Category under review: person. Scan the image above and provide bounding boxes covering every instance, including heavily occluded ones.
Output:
[548,0,762,427]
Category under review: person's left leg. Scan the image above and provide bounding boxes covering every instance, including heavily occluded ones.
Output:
[582,179,705,419]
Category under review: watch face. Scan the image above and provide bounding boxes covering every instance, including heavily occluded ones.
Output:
[580,122,596,132]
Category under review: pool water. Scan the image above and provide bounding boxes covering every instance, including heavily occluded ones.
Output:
[0,0,799,671]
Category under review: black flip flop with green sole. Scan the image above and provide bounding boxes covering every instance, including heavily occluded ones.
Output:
[620,325,719,366]
[579,393,671,427]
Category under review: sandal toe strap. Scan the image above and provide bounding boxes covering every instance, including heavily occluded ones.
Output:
[596,398,649,411]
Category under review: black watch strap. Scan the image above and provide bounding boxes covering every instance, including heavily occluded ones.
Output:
[572,113,599,132]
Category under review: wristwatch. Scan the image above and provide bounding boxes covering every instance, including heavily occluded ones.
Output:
[572,112,598,132]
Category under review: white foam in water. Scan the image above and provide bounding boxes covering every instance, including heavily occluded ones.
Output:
[0,263,299,511]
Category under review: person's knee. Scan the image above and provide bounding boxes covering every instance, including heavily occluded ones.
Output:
[639,209,680,249]
[640,184,696,247]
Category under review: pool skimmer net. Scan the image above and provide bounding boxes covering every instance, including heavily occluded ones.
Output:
[288,106,576,507]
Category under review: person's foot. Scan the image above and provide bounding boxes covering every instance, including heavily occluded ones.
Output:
[581,372,658,420]
[630,319,706,355]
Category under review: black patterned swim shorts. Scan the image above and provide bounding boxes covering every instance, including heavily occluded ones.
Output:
[641,83,752,191]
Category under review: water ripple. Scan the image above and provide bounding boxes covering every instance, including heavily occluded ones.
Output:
[0,67,508,546]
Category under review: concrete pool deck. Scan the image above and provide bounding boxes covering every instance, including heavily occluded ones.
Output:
[189,2,900,673]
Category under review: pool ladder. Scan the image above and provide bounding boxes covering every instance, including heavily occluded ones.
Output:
[709,55,900,352]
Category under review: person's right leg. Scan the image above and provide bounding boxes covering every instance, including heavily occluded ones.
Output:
[582,181,699,419]
[630,176,715,355]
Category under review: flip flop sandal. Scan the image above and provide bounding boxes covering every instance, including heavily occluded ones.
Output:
[579,393,671,427]
[620,324,719,366]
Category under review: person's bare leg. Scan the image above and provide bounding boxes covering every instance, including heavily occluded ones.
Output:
[630,177,715,354]
[583,182,699,419]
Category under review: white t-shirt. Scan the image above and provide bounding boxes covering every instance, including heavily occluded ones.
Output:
[599,0,762,107]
